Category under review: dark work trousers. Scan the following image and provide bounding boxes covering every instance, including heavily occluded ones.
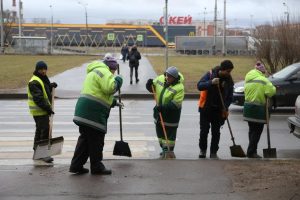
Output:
[155,122,177,151]
[70,125,105,171]
[129,66,139,82]
[247,121,264,156]
[122,54,127,63]
[199,109,222,154]
[33,115,50,150]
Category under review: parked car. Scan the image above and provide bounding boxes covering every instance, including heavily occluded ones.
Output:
[233,62,300,108]
[287,95,300,139]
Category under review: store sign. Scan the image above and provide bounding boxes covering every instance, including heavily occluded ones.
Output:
[159,15,193,25]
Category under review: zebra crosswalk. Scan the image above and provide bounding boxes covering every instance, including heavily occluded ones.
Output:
[0,99,160,165]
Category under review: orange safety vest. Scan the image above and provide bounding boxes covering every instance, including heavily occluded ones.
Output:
[198,70,212,108]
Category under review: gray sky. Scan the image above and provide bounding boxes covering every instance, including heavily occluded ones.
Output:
[2,0,298,27]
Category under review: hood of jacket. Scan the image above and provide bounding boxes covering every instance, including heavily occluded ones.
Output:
[245,69,265,82]
[86,61,109,74]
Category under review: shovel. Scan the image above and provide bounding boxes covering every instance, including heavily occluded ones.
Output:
[33,87,64,160]
[263,98,277,158]
[113,65,132,157]
[151,85,176,159]
[217,85,246,158]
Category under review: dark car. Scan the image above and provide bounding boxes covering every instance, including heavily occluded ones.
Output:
[287,95,300,139]
[233,62,300,108]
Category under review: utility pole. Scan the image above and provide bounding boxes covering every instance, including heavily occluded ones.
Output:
[78,2,88,53]
[50,5,53,54]
[222,0,226,56]
[203,7,206,36]
[164,0,168,69]
[0,0,4,53]
[18,0,22,51]
[283,2,290,24]
[213,0,217,55]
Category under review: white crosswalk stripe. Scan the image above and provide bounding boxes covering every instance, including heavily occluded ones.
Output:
[0,100,160,165]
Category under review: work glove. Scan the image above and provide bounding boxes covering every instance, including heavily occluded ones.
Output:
[211,78,220,85]
[156,105,163,112]
[146,79,154,93]
[221,110,229,119]
[116,102,124,109]
[111,98,117,108]
[47,109,55,115]
[50,82,58,88]
[115,75,123,90]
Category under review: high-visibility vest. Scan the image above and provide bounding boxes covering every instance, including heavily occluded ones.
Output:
[27,75,50,116]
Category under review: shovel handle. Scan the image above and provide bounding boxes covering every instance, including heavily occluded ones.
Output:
[117,65,123,141]
[217,85,236,146]
[151,85,171,152]
[48,87,55,149]
[266,98,271,148]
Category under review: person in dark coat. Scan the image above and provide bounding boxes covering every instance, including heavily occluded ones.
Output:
[120,43,129,63]
[27,61,57,163]
[197,60,234,159]
[127,45,141,84]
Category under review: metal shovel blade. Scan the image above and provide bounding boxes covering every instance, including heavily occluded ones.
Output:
[230,145,246,158]
[33,136,64,160]
[263,148,277,158]
[113,141,132,157]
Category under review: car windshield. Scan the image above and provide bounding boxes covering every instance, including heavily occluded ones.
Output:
[271,64,299,79]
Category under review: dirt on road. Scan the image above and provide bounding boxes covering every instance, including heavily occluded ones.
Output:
[225,160,300,200]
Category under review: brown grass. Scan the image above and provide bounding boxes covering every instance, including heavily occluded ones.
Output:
[147,56,256,93]
[0,55,99,89]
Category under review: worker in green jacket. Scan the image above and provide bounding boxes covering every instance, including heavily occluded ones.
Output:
[69,55,123,175]
[243,61,276,158]
[27,61,57,163]
[146,66,185,157]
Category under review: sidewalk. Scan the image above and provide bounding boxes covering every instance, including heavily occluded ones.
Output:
[1,159,299,200]
[0,54,198,99]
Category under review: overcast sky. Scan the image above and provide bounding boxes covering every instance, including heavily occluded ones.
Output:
[2,0,299,27]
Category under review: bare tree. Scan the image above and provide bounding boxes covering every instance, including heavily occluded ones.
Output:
[3,10,14,50]
[254,16,300,73]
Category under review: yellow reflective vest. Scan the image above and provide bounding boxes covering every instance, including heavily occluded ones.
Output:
[27,75,50,116]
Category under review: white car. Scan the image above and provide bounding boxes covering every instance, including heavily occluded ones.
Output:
[287,95,300,139]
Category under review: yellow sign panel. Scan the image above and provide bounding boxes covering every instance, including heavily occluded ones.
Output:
[137,34,143,41]
[107,33,115,41]
[188,32,195,36]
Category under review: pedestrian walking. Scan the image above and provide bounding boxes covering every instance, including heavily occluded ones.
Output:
[146,66,185,157]
[69,55,123,175]
[120,43,129,63]
[197,60,234,159]
[27,61,58,163]
[127,45,141,84]
[243,61,276,158]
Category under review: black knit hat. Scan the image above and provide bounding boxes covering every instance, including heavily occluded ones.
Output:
[220,60,234,70]
[35,61,48,71]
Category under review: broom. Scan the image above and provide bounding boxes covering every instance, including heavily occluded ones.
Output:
[151,85,176,159]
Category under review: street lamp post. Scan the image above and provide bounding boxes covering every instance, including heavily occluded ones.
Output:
[164,0,168,69]
[50,5,53,54]
[213,0,217,55]
[0,0,4,54]
[222,0,226,56]
[203,7,206,36]
[78,2,88,53]
[18,0,22,51]
[283,2,290,24]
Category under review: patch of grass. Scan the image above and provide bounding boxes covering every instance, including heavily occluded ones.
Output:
[0,55,99,89]
[147,56,256,93]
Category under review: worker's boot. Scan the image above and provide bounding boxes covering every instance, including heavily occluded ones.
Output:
[199,150,206,158]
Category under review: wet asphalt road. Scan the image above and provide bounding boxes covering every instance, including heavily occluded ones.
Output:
[0,99,299,166]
